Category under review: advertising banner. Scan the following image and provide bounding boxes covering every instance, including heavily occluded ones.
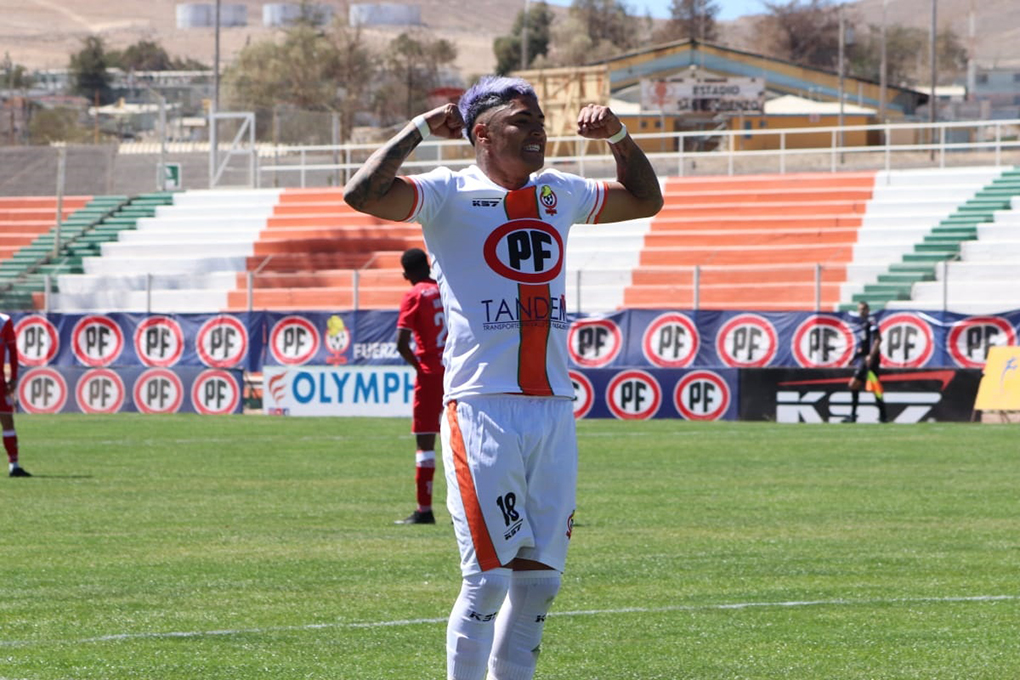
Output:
[739,368,982,423]
[973,346,1020,411]
[17,366,244,415]
[262,365,416,417]
[569,367,739,420]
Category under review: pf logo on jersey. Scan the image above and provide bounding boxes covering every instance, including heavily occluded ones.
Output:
[792,316,854,368]
[15,315,59,366]
[72,315,125,367]
[568,318,623,367]
[947,316,1017,368]
[196,316,248,369]
[134,316,185,367]
[569,370,594,419]
[880,313,935,368]
[18,367,68,414]
[76,368,125,414]
[674,371,731,421]
[133,368,184,414]
[483,219,564,284]
[606,369,662,420]
[716,314,778,367]
[270,316,320,365]
[192,369,240,415]
[642,312,699,367]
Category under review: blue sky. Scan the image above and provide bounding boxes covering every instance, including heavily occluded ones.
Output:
[542,0,767,21]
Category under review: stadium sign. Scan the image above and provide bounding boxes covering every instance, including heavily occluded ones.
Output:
[196,315,249,369]
[133,368,185,414]
[947,316,1017,368]
[76,368,126,414]
[879,313,935,368]
[641,77,765,114]
[715,313,778,368]
[192,369,241,415]
[134,316,185,367]
[262,365,415,417]
[18,367,68,414]
[792,316,854,368]
[739,368,980,423]
[270,316,321,366]
[569,370,594,419]
[71,315,125,367]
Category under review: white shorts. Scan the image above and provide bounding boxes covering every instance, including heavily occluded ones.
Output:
[441,395,577,576]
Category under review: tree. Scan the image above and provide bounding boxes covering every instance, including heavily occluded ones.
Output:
[110,40,174,71]
[654,0,720,44]
[569,0,640,53]
[69,36,114,105]
[493,2,555,74]
[2,53,34,90]
[849,25,968,88]
[383,32,458,120]
[755,0,842,70]
[29,108,90,144]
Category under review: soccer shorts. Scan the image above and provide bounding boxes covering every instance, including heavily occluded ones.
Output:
[412,369,444,434]
[441,395,577,576]
[852,360,879,382]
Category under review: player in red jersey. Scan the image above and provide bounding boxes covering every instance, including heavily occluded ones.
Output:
[0,314,29,477]
[394,248,446,524]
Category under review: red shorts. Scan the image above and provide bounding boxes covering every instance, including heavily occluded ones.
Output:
[412,369,444,435]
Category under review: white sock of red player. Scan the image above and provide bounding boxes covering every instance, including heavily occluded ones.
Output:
[447,569,511,680]
[487,571,562,680]
[415,449,435,511]
[4,429,18,470]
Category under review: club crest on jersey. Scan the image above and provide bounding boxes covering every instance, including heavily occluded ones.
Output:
[539,185,557,215]
[483,218,564,284]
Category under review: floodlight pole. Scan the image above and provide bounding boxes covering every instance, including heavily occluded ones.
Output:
[838,5,846,160]
[879,0,887,122]
[929,0,937,159]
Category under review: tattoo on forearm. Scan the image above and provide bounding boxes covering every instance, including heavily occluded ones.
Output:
[344,128,421,209]
[610,140,662,202]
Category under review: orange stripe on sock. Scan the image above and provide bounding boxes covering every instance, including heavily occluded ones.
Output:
[447,402,501,572]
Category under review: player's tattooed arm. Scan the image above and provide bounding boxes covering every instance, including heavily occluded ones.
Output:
[343,104,464,221]
[342,130,421,217]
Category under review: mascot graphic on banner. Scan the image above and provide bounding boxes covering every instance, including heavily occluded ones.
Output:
[325,315,351,365]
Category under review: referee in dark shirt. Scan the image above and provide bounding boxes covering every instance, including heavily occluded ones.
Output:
[848,301,887,423]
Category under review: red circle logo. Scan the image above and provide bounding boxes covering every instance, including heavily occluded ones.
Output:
[792,316,854,368]
[569,370,594,419]
[715,314,778,368]
[482,219,564,284]
[18,367,68,414]
[15,315,59,366]
[642,312,699,368]
[134,316,185,367]
[947,316,1017,368]
[71,315,125,367]
[673,371,731,421]
[133,368,185,414]
[196,316,249,368]
[606,370,662,420]
[879,313,935,368]
[568,318,623,367]
[76,368,125,414]
[270,316,321,365]
[191,369,240,415]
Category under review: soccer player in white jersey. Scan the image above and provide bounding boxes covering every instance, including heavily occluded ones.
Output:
[343,75,662,680]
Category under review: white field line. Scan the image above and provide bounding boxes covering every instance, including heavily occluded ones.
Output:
[1,594,1015,649]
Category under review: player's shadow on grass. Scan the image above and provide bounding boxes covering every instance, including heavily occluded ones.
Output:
[17,474,94,479]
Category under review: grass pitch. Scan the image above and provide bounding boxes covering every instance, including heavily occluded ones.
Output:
[1,415,1018,679]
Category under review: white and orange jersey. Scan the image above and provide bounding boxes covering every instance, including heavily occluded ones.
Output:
[402,165,607,402]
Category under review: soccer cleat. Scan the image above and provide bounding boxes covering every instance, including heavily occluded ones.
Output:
[395,509,435,525]
[9,467,31,477]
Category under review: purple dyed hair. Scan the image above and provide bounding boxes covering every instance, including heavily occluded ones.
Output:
[458,75,537,145]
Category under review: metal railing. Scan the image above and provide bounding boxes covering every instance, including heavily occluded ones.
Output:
[33,261,983,315]
[253,118,1020,188]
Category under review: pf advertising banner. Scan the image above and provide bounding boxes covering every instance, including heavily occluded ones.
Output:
[262,310,404,367]
[569,367,739,420]
[13,312,266,371]
[17,366,244,415]
[739,368,982,423]
[262,365,416,417]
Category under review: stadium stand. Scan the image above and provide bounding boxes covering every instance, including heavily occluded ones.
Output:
[847,167,1020,310]
[37,166,1020,315]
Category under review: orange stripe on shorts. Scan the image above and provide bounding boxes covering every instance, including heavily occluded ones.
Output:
[447,401,501,571]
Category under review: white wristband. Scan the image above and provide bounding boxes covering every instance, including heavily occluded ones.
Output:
[412,115,430,140]
[606,124,628,145]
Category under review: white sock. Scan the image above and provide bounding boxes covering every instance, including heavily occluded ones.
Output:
[487,571,562,680]
[447,569,511,680]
